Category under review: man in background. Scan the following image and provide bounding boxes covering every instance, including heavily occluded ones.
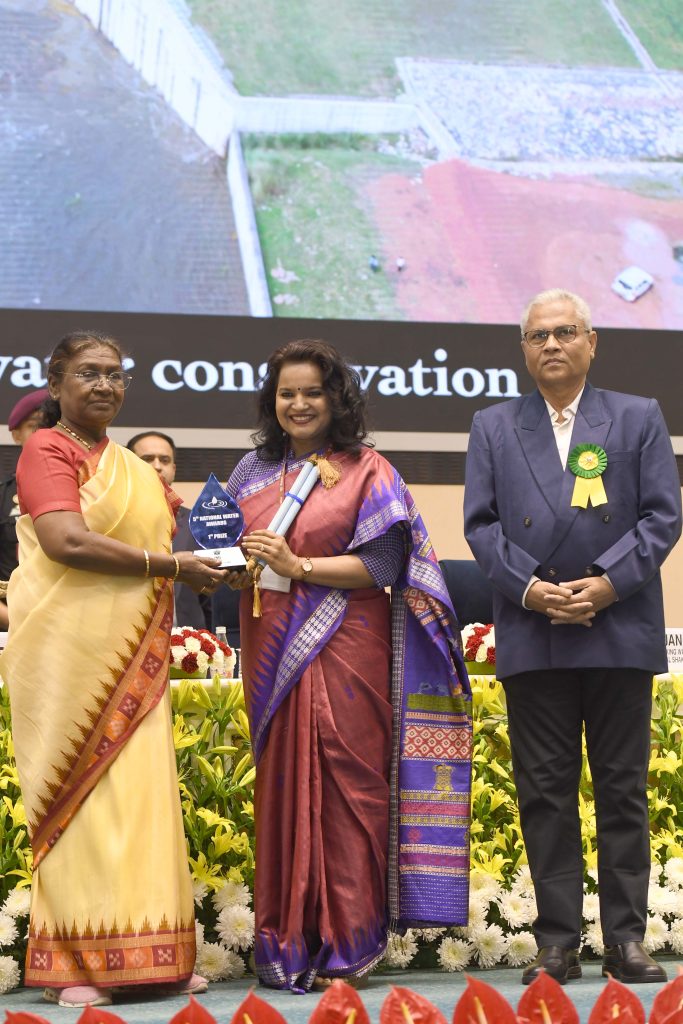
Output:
[127,431,211,630]
[0,390,49,627]
[464,288,681,985]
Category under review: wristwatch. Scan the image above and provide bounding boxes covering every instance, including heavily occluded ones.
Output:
[300,557,314,580]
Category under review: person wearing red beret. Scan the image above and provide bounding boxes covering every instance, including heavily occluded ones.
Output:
[0,389,49,627]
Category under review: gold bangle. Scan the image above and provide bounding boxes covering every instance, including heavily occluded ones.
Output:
[171,555,180,582]
[143,549,150,578]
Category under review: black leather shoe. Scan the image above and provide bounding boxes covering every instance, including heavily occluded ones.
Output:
[522,946,581,985]
[602,942,667,983]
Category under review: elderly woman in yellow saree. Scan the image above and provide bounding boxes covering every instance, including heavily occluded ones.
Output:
[0,331,227,1008]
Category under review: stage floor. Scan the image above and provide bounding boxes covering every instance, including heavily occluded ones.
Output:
[4,960,682,1023]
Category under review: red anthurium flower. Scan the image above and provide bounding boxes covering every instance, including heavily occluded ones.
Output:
[380,986,447,1024]
[308,979,370,1024]
[168,994,220,1024]
[76,1007,130,1024]
[517,970,579,1024]
[453,975,518,1024]
[587,977,645,1024]
[228,990,288,1024]
[4,1012,54,1024]
[650,967,683,1024]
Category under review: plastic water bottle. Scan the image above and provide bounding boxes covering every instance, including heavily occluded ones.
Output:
[214,625,229,677]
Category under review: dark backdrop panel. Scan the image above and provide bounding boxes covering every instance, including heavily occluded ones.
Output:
[1,309,682,435]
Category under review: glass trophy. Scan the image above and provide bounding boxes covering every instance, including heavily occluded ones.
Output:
[189,474,247,569]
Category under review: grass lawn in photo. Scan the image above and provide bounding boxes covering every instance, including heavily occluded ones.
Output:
[616,0,683,69]
[244,134,423,319]
[187,0,637,98]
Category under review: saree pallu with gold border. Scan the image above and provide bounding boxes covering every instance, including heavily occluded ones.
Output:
[233,446,471,993]
[0,440,195,988]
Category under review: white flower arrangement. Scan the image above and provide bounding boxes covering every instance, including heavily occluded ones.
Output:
[383,930,419,968]
[471,923,507,968]
[170,628,236,678]
[195,941,246,981]
[461,622,495,665]
[643,913,669,953]
[669,918,683,954]
[664,856,683,890]
[212,880,252,913]
[0,955,20,994]
[505,930,537,966]
[375,863,683,974]
[437,936,473,972]
[1,888,31,919]
[0,914,18,948]
[216,904,256,951]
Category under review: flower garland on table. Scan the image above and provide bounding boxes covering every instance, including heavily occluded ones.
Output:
[461,622,496,667]
[170,628,235,678]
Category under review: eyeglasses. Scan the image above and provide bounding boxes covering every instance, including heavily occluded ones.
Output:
[522,324,589,348]
[65,371,133,389]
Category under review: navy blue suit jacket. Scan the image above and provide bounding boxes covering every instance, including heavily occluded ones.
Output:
[464,383,682,677]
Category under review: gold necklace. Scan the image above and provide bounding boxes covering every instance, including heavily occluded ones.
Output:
[57,420,94,451]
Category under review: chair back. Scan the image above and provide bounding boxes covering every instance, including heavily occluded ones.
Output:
[438,559,494,626]
[210,586,241,650]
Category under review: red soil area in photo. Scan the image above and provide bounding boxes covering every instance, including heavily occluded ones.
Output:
[365,159,683,329]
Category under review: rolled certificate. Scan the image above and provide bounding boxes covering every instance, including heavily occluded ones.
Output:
[246,460,320,576]
[267,459,318,537]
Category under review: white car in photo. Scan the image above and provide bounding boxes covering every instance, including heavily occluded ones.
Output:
[611,266,654,302]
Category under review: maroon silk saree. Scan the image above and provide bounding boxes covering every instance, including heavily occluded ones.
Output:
[230,446,471,992]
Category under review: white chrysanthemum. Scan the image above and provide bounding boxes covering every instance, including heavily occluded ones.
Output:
[664,858,683,892]
[0,915,18,948]
[416,927,446,942]
[212,881,252,913]
[0,955,20,994]
[669,890,683,920]
[587,868,599,886]
[192,880,208,906]
[498,892,536,928]
[650,861,663,881]
[510,865,535,899]
[583,920,604,955]
[170,645,186,664]
[505,931,537,966]
[196,942,245,981]
[383,931,418,968]
[196,650,209,672]
[470,872,502,902]
[643,914,669,953]
[185,637,201,653]
[582,893,601,923]
[669,918,683,954]
[195,920,205,948]
[437,936,472,972]
[220,948,246,979]
[471,923,507,968]
[648,884,681,917]
[223,651,236,676]
[466,898,489,932]
[1,888,31,919]
[216,905,255,951]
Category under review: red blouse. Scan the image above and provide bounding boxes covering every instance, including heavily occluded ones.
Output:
[16,429,108,520]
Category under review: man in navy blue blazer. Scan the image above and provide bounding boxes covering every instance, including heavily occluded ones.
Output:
[464,289,681,985]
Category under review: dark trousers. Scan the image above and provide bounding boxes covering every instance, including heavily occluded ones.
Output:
[502,668,653,949]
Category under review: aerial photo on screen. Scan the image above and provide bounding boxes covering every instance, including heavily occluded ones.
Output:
[2,0,682,329]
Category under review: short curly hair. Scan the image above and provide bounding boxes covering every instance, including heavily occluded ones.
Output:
[252,339,370,460]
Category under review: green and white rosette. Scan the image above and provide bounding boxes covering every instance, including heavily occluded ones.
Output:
[568,443,608,508]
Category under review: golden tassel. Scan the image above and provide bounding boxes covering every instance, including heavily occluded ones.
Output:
[310,452,341,489]
[252,582,262,618]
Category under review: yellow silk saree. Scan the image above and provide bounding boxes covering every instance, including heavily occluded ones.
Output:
[0,439,195,988]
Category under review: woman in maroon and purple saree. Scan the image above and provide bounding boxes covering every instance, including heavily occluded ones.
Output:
[225,341,472,993]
